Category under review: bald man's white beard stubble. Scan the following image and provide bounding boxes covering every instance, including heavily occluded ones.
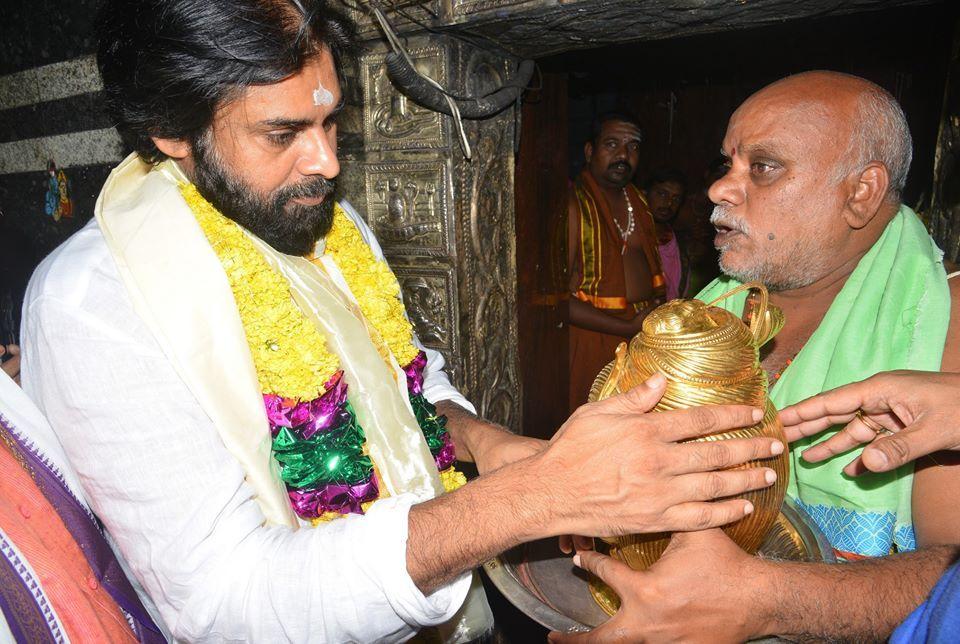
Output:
[710,205,827,291]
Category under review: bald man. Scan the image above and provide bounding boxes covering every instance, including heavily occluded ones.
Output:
[550,71,960,642]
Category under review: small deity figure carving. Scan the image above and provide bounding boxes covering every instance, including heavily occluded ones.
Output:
[403,277,445,345]
[385,177,407,225]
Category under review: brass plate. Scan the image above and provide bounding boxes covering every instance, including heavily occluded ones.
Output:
[483,499,834,634]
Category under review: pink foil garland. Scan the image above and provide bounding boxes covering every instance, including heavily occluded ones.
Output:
[265,352,455,519]
[403,351,428,395]
[263,371,349,439]
[435,432,456,471]
[289,475,379,517]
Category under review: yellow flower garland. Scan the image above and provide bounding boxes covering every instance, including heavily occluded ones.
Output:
[322,211,420,368]
[185,184,338,400]
[183,185,465,514]
[440,467,467,492]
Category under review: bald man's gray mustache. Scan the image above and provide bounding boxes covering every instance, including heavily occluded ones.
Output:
[710,206,750,235]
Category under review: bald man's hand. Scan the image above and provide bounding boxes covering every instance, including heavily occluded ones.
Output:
[779,370,960,475]
[548,529,766,644]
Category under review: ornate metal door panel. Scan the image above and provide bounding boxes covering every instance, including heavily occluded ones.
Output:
[361,45,448,151]
[364,159,452,256]
[356,34,522,430]
[449,45,521,430]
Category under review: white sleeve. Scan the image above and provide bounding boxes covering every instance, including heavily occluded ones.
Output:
[21,265,470,642]
[338,200,477,414]
[417,345,477,415]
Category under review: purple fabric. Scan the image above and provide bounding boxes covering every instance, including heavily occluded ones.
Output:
[0,415,164,643]
[658,231,682,301]
[0,534,55,644]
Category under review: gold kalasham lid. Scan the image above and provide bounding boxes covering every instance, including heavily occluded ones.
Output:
[585,283,790,614]
[589,283,785,405]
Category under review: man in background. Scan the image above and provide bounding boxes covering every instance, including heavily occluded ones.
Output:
[566,112,664,410]
[644,167,688,299]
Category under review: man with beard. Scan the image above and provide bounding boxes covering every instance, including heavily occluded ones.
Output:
[643,167,688,300]
[549,71,960,643]
[566,113,665,412]
[17,1,784,641]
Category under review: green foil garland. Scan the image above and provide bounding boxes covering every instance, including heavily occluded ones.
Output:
[410,394,446,455]
[272,403,372,488]
[271,392,453,495]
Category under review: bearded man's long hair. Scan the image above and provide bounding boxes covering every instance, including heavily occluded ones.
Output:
[96,0,356,164]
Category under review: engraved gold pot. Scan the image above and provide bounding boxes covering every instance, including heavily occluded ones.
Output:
[587,283,789,573]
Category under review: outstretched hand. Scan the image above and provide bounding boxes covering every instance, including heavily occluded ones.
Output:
[779,370,960,474]
[537,373,782,539]
[549,551,638,644]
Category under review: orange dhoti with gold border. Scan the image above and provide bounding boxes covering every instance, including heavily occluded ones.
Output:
[568,170,665,411]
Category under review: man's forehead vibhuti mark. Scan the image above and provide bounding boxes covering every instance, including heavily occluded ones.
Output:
[253,97,345,131]
[601,129,642,144]
[312,80,334,106]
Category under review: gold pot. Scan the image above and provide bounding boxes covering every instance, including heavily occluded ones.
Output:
[587,283,789,574]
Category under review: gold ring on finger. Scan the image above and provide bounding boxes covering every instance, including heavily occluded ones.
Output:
[856,410,894,436]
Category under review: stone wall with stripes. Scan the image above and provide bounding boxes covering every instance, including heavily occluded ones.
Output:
[0,1,124,342]
[0,2,123,260]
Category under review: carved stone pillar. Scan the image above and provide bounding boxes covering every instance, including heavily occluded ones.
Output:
[343,31,522,430]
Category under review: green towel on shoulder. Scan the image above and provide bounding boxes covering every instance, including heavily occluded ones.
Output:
[697,206,949,558]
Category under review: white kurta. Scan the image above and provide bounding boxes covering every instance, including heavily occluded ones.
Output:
[20,200,473,642]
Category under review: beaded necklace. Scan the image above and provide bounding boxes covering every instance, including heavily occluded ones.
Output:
[615,188,636,254]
